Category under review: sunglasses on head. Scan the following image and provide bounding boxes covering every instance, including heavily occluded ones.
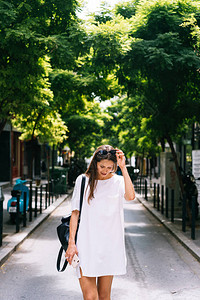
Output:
[97,149,116,155]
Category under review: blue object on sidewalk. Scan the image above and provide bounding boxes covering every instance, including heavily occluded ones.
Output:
[7,179,29,222]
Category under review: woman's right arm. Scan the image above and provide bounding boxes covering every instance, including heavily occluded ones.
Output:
[65,210,80,265]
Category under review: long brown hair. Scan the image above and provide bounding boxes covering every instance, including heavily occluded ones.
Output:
[85,145,117,203]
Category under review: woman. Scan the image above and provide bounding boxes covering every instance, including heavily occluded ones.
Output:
[65,145,135,300]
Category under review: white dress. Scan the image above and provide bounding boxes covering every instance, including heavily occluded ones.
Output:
[71,174,127,278]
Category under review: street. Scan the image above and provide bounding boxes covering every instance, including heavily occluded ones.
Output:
[1,197,200,300]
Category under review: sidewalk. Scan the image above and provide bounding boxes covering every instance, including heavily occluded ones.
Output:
[0,183,73,267]
[136,191,200,263]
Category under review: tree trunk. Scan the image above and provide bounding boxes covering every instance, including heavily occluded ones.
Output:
[160,137,165,152]
[29,140,34,180]
[31,110,44,140]
[0,119,7,136]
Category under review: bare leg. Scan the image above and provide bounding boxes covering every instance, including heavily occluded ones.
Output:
[97,275,113,300]
[79,268,98,300]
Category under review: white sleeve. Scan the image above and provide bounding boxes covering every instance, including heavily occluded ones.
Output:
[71,174,83,211]
[118,175,125,199]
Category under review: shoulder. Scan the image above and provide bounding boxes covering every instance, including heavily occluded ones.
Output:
[75,174,86,186]
[113,174,124,183]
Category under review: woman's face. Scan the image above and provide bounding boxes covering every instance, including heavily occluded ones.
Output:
[96,159,114,180]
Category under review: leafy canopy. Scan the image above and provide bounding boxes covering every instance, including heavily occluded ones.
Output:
[119,0,200,141]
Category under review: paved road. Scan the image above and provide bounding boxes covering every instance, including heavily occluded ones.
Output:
[1,198,200,300]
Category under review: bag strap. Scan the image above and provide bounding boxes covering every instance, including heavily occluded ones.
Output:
[57,174,86,272]
[79,174,86,218]
[57,247,68,272]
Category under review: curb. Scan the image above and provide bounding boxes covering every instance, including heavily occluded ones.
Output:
[136,194,200,263]
[0,190,73,267]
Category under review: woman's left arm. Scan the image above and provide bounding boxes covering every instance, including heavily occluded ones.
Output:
[116,149,135,201]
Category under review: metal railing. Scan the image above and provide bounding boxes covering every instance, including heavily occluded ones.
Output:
[134,176,198,240]
[0,179,66,246]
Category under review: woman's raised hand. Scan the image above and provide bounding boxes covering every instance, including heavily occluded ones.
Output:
[116,149,126,170]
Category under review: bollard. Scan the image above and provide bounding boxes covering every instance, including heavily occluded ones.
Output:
[165,187,169,218]
[29,181,33,222]
[157,184,160,211]
[16,193,20,233]
[23,191,27,227]
[191,195,196,240]
[0,187,4,247]
[153,183,156,208]
[40,185,43,214]
[135,178,138,192]
[136,178,139,193]
[139,177,142,194]
[171,189,174,223]
[48,182,51,206]
[141,178,143,195]
[142,178,145,196]
[45,184,48,209]
[35,187,38,218]
[134,179,136,192]
[51,180,54,203]
[182,193,186,233]
[11,190,21,233]
[145,180,148,200]
[161,185,164,214]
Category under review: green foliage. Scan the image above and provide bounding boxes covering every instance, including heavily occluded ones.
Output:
[2,0,200,161]
[13,111,68,146]
[115,1,139,19]
[63,100,110,158]
[50,69,86,113]
[181,11,200,48]
[104,96,161,157]
[92,1,113,24]
[0,0,80,114]
[84,15,131,76]
[0,0,82,146]
[0,0,46,122]
[119,0,200,142]
[11,57,68,145]
[97,0,200,161]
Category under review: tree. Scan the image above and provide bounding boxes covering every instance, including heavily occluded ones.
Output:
[92,1,113,24]
[115,0,139,19]
[63,100,111,158]
[118,0,200,195]
[12,57,68,146]
[49,14,131,157]
[102,95,161,166]
[0,0,80,135]
[0,1,45,133]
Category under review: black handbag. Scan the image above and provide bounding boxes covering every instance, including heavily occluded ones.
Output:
[56,175,86,272]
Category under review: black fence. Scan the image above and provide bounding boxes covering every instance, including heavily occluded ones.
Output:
[0,186,3,247]
[28,180,56,224]
[0,179,66,246]
[134,176,198,240]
